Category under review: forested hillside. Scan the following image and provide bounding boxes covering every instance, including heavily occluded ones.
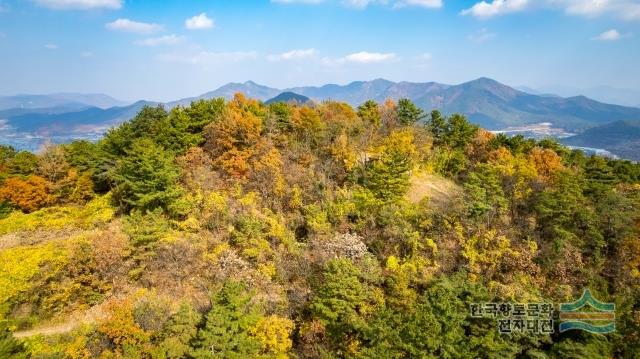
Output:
[1,95,639,358]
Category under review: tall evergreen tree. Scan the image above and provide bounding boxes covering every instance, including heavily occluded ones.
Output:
[426,110,447,144]
[397,98,425,126]
[110,138,181,213]
[153,303,202,359]
[364,130,416,201]
[191,282,262,359]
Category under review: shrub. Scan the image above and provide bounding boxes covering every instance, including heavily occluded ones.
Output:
[0,194,114,235]
[0,175,54,213]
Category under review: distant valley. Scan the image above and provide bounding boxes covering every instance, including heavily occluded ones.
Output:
[562,120,640,161]
[1,78,639,159]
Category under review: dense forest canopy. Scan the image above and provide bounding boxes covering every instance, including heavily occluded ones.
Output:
[0,94,639,358]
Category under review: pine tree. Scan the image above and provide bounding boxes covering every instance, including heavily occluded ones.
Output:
[110,138,182,213]
[442,113,479,150]
[155,107,205,155]
[397,98,425,126]
[153,303,202,359]
[191,282,262,359]
[464,163,508,220]
[6,151,38,176]
[426,110,447,144]
[364,130,416,201]
[0,322,29,359]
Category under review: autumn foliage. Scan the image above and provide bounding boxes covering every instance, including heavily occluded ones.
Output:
[0,175,53,212]
[1,94,640,358]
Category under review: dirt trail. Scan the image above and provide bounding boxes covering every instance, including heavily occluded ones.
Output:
[13,301,108,338]
[0,228,85,250]
[13,322,77,338]
[407,172,462,206]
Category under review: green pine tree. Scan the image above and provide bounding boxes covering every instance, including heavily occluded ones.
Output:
[0,322,29,359]
[464,163,508,220]
[153,303,202,359]
[364,130,416,201]
[191,282,262,359]
[397,98,425,126]
[110,138,182,213]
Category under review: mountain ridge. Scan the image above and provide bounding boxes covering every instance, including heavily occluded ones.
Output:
[3,78,640,156]
[170,78,639,131]
[0,93,127,111]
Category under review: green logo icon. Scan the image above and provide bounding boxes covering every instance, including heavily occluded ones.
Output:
[559,290,615,334]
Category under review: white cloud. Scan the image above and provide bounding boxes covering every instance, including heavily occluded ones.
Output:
[267,48,317,61]
[272,0,442,9]
[461,0,640,21]
[44,43,58,50]
[619,2,640,20]
[591,28,631,40]
[105,19,163,34]
[395,0,443,8]
[593,28,621,40]
[33,0,122,10]
[343,51,397,63]
[468,28,497,42]
[271,0,324,3]
[185,13,214,30]
[558,0,640,20]
[157,51,258,65]
[561,0,612,16]
[81,51,93,57]
[461,0,529,18]
[135,35,184,47]
[342,0,377,8]
[272,0,640,17]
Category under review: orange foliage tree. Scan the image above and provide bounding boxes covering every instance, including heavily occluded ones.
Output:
[0,175,53,212]
[204,93,263,179]
[528,147,564,182]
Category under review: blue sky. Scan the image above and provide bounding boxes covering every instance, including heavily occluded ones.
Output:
[0,0,638,102]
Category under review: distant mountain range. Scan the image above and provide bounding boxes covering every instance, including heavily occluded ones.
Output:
[562,120,640,161]
[265,92,312,105]
[0,93,127,111]
[519,85,640,107]
[168,78,640,131]
[1,78,640,158]
[167,81,280,108]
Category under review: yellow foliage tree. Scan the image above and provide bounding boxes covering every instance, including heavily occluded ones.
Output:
[488,147,538,218]
[249,315,295,358]
[460,228,517,281]
[291,106,325,147]
[249,144,286,200]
